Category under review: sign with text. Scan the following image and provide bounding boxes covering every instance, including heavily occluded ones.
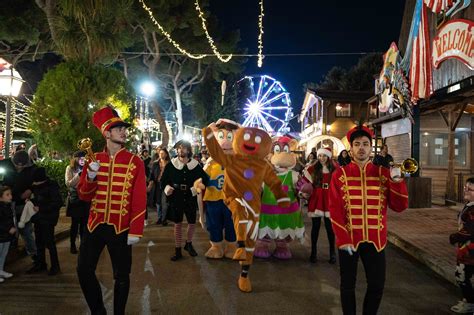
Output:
[432,19,474,70]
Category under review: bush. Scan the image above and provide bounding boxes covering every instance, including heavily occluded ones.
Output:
[36,158,69,202]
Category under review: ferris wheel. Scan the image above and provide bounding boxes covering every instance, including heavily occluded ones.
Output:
[239,75,293,135]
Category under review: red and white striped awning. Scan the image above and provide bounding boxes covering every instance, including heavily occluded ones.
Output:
[410,2,433,101]
[424,0,453,13]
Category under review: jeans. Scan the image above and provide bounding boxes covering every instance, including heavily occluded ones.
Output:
[19,222,37,257]
[0,241,11,270]
[77,224,131,315]
[339,242,386,315]
[15,204,37,257]
[157,191,168,221]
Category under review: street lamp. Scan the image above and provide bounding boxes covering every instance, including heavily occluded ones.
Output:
[0,64,24,159]
[138,81,156,152]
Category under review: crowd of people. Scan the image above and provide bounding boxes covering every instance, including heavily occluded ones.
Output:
[0,106,473,315]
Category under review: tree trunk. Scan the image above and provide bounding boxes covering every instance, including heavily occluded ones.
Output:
[150,101,169,149]
[174,83,184,139]
[35,0,60,47]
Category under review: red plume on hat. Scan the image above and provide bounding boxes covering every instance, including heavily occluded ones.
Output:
[346,123,374,143]
[92,105,131,135]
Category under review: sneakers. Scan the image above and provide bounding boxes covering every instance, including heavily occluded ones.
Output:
[0,270,13,278]
[451,299,474,313]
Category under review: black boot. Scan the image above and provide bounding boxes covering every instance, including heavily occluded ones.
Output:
[184,242,198,257]
[26,263,47,274]
[48,266,61,276]
[171,247,183,261]
[309,250,317,263]
[329,252,336,264]
[70,243,78,254]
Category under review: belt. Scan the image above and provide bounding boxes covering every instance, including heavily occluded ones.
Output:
[322,183,329,189]
[173,184,188,191]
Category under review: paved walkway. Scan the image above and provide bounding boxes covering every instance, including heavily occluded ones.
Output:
[8,204,464,288]
[387,205,461,285]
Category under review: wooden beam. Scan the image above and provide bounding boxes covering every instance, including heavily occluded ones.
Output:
[451,103,468,131]
[438,110,449,127]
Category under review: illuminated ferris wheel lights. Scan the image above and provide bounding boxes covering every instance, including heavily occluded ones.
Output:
[247,101,261,115]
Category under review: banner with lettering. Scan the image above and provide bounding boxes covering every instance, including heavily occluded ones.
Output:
[432,19,474,70]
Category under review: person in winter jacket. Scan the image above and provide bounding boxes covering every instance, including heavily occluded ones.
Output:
[450,177,474,314]
[27,168,63,276]
[0,186,16,282]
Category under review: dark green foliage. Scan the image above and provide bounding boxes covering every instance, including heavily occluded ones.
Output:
[310,53,383,92]
[29,61,135,153]
[36,158,69,201]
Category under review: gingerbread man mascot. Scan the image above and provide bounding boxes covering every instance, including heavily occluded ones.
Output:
[203,121,289,293]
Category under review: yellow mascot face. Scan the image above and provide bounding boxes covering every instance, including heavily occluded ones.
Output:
[233,127,272,159]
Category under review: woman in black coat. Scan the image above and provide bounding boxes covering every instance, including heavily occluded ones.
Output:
[65,151,90,254]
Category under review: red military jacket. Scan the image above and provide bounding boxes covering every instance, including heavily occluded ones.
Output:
[329,161,408,251]
[78,148,147,237]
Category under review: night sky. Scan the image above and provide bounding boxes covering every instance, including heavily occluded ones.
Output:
[211,0,406,129]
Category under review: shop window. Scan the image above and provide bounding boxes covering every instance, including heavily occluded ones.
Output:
[420,131,469,167]
[368,103,378,119]
[335,103,351,117]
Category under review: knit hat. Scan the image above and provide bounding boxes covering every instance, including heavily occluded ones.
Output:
[12,150,31,167]
[316,147,332,158]
[33,167,48,183]
[73,150,86,158]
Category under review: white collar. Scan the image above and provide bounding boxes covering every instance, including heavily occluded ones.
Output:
[467,201,474,207]
[171,157,199,170]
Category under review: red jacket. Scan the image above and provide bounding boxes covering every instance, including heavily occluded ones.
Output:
[329,161,408,251]
[78,148,147,237]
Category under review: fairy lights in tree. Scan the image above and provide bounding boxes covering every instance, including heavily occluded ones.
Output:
[194,0,232,63]
[257,0,265,67]
[138,0,206,60]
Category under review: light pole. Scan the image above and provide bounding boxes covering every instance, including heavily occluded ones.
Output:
[0,64,24,159]
[139,81,156,152]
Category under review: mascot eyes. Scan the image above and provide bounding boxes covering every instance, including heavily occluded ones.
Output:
[217,131,225,140]
[274,145,281,154]
[254,135,262,144]
[243,133,251,141]
[227,132,233,141]
[283,145,290,153]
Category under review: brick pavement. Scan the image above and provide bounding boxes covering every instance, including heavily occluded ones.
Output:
[387,205,462,285]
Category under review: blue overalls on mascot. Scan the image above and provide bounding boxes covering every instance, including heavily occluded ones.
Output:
[254,136,305,259]
[200,119,239,259]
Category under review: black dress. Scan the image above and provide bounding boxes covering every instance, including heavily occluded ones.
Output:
[160,158,209,224]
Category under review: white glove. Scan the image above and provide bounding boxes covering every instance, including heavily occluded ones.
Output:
[127,236,140,245]
[390,167,403,182]
[339,244,356,256]
[164,185,174,196]
[87,162,100,180]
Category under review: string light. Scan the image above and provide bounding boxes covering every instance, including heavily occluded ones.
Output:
[257,0,265,67]
[139,0,206,60]
[194,0,232,62]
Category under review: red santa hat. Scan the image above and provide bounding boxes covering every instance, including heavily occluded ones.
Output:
[316,147,332,158]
